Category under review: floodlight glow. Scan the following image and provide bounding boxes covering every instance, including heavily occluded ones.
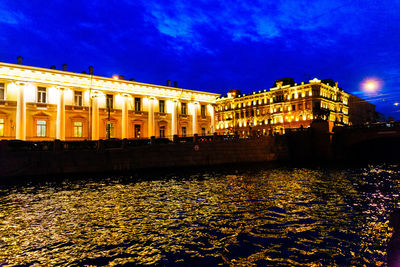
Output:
[360,77,383,93]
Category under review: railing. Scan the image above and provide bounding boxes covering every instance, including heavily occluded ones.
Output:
[0,133,245,152]
[2,122,396,153]
[334,122,400,132]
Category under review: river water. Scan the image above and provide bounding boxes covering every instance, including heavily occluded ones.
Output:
[1,164,400,266]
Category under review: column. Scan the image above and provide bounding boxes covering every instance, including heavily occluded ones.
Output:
[148,97,155,137]
[192,102,198,135]
[121,95,129,139]
[56,87,65,140]
[210,104,215,134]
[91,95,99,140]
[15,82,26,140]
[171,100,178,136]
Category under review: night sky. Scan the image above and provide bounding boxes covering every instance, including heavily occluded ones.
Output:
[0,0,399,119]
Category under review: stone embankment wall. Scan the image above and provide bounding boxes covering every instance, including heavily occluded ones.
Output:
[6,120,396,178]
[0,136,290,178]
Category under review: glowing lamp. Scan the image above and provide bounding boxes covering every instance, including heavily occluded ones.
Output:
[361,77,383,93]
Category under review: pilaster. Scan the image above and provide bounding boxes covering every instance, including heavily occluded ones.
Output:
[148,97,155,137]
[192,102,198,135]
[122,94,129,139]
[56,87,66,140]
[15,82,26,140]
[91,93,100,140]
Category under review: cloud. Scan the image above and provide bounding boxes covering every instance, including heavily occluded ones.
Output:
[0,9,26,25]
[137,0,373,53]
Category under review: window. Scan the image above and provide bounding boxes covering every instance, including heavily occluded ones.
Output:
[201,128,206,136]
[298,104,303,110]
[0,118,4,136]
[134,124,141,138]
[134,98,141,111]
[106,94,113,109]
[37,87,47,103]
[36,120,47,137]
[106,122,114,138]
[160,126,165,138]
[74,91,82,106]
[201,105,206,118]
[292,105,296,111]
[73,121,83,137]
[159,100,165,113]
[181,103,187,115]
[0,83,4,100]
[182,127,187,136]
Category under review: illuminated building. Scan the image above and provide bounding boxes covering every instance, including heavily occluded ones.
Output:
[0,59,218,140]
[215,78,350,136]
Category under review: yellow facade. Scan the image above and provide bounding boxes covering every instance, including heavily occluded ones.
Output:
[0,62,218,140]
[215,78,349,136]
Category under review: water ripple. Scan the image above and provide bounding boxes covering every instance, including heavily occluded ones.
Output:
[0,164,399,265]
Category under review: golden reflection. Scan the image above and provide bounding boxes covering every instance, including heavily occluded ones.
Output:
[0,165,399,265]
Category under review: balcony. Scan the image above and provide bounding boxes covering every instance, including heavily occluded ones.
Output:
[65,105,89,111]
[0,100,17,107]
[27,102,57,110]
[130,110,148,116]
[156,112,169,119]
[199,114,208,120]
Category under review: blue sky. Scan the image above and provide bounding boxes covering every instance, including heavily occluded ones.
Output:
[0,0,399,119]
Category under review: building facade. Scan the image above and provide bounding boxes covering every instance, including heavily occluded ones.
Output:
[215,78,350,136]
[348,94,377,125]
[0,61,218,141]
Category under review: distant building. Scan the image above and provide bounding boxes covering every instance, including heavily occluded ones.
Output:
[348,94,377,125]
[376,112,386,123]
[215,78,350,136]
[0,59,218,140]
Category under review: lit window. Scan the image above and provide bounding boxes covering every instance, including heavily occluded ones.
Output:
[37,87,47,103]
[73,121,83,137]
[74,91,82,106]
[0,118,4,136]
[201,105,206,118]
[36,120,46,137]
[160,126,165,138]
[134,98,141,111]
[181,103,187,115]
[0,83,4,100]
[159,100,165,113]
[106,122,114,138]
[106,94,113,109]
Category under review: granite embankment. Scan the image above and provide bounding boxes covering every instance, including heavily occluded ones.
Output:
[2,121,399,178]
[0,136,291,178]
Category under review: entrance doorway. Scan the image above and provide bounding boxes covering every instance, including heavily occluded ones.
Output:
[134,124,141,138]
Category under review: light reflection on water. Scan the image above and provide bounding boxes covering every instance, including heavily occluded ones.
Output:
[0,164,400,266]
